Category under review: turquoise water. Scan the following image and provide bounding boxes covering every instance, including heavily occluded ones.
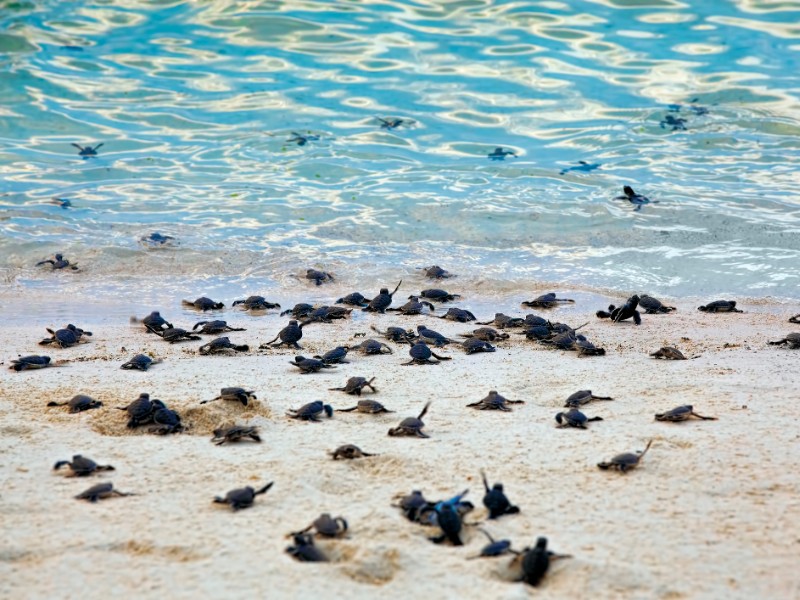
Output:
[1,0,799,303]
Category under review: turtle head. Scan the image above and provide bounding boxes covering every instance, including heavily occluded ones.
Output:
[323,404,333,418]
[289,320,298,325]
[139,392,150,400]
[55,253,64,260]
[555,412,564,424]
[623,186,635,196]
[379,288,389,294]
[492,483,504,492]
[535,537,548,550]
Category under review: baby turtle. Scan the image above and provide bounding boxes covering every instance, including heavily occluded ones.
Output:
[336,292,371,307]
[50,197,72,208]
[214,482,274,511]
[564,390,613,408]
[419,288,461,303]
[192,320,246,335]
[280,303,315,318]
[660,114,687,131]
[514,537,571,587]
[438,307,476,323]
[305,269,334,285]
[301,305,352,324]
[330,377,377,396]
[151,400,183,434]
[650,346,688,360]
[388,296,435,316]
[487,147,516,160]
[353,338,393,355]
[378,116,405,129]
[39,327,81,348]
[596,295,642,325]
[158,327,202,343]
[116,392,154,428]
[420,265,453,279]
[573,335,606,357]
[286,533,328,562]
[482,471,520,519]
[468,529,515,559]
[141,311,173,334]
[296,513,349,538]
[198,336,249,355]
[655,405,717,422]
[466,390,523,411]
[338,399,393,415]
[402,341,451,365]
[10,355,52,371]
[139,232,176,248]
[47,394,102,413]
[363,281,402,313]
[388,402,430,437]
[394,490,430,522]
[639,295,676,314]
[201,387,257,407]
[290,356,335,373]
[287,400,334,421]
[287,132,320,146]
[559,160,600,175]
[232,295,280,311]
[477,313,525,328]
[331,444,376,460]
[370,325,416,342]
[211,425,261,445]
[697,300,743,313]
[313,346,351,365]
[36,253,78,270]
[769,333,800,349]
[54,455,114,476]
[182,296,225,311]
[555,408,603,429]
[461,338,496,354]
[430,500,464,546]
[120,354,161,371]
[597,440,653,472]
[263,320,304,349]
[416,325,453,346]
[789,314,800,324]
[460,327,509,342]
[522,293,575,309]
[615,185,657,211]
[71,142,103,156]
[75,482,134,502]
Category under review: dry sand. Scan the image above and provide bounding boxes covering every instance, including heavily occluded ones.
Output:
[1,297,799,600]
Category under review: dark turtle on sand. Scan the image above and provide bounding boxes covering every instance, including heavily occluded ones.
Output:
[597,440,653,472]
[370,325,416,342]
[460,327,509,342]
[75,482,134,502]
[47,394,102,413]
[697,300,743,313]
[523,324,553,341]
[141,311,173,334]
[280,303,315,319]
[211,425,261,445]
[488,147,516,160]
[466,390,523,411]
[305,269,334,286]
[394,490,429,522]
[522,293,575,309]
[150,400,183,434]
[295,513,349,538]
[120,354,160,371]
[286,533,328,562]
[514,537,571,587]
[199,336,249,356]
[429,490,470,545]
[54,455,114,476]
[438,307,476,323]
[39,327,81,348]
[287,132,320,146]
[769,333,800,349]
[232,295,280,311]
[639,295,676,314]
[655,405,717,422]
[287,400,334,421]
[555,408,603,429]
[468,530,515,559]
[201,387,257,407]
[290,356,334,373]
[481,471,519,519]
[331,444,376,460]
[564,390,613,408]
[262,320,304,349]
[116,392,154,428]
[10,355,52,371]
[182,296,225,311]
[301,305,352,324]
[213,482,274,511]
[71,142,103,156]
[419,289,460,303]
[596,295,642,325]
[790,314,800,324]
[388,402,430,437]
[378,116,405,130]
[139,232,176,248]
[158,327,202,343]
[36,253,79,270]
[416,325,453,346]
[363,281,402,313]
[388,296,435,316]
[330,377,377,396]
[660,114,687,131]
[192,320,246,335]
[402,341,451,365]
[615,186,657,211]
[353,339,393,355]
[477,313,526,328]
[461,338,496,354]
[338,399,393,415]
[313,346,350,365]
[650,346,688,360]
[524,314,551,328]
[420,265,453,279]
[559,160,600,175]
[573,335,606,357]
[336,292,371,307]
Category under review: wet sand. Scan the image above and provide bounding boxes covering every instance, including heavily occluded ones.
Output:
[1,296,799,599]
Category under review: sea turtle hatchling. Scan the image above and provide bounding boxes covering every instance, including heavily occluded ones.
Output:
[429,491,470,546]
[650,346,689,360]
[213,482,274,511]
[438,307,476,323]
[615,185,657,211]
[420,265,453,279]
[697,300,742,313]
[305,269,334,285]
[336,292,371,307]
[555,408,603,429]
[481,471,520,519]
[559,160,600,175]
[487,147,516,160]
[47,394,102,413]
[287,132,320,146]
[290,356,335,373]
[198,336,249,355]
[158,327,202,343]
[476,313,526,328]
[460,327,509,342]
[139,232,176,248]
[597,440,653,472]
[287,400,334,421]
[522,293,575,309]
[201,387,257,407]
[513,537,571,587]
[639,295,676,314]
[388,402,430,438]
[337,399,393,415]
[330,377,377,396]
[182,296,225,311]
[120,354,161,371]
[313,346,350,365]
[402,341,451,365]
[141,311,173,334]
[262,320,304,349]
[468,530,515,559]
[280,303,315,319]
[419,289,461,303]
[71,142,103,156]
[378,116,406,130]
[192,320,246,335]
[655,405,717,422]
[466,390,523,411]
[461,338,496,354]
[353,339,393,355]
[232,296,280,311]
[116,392,155,428]
[36,253,78,270]
[416,325,453,346]
[370,325,416,342]
[75,482,134,502]
[211,425,261,445]
[564,390,613,408]
[596,295,642,325]
[286,533,328,562]
[363,281,402,313]
[10,355,53,371]
[39,327,82,348]
[331,444,376,460]
[388,296,435,316]
[295,513,349,538]
[54,455,114,476]
[768,333,800,349]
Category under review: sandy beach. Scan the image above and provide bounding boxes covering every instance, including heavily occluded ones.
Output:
[2,291,799,600]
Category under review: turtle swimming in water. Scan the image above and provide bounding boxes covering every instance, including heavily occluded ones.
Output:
[201,387,257,407]
[487,147,516,160]
[139,232,176,248]
[461,338,496,354]
[36,253,78,270]
[337,399,394,415]
[660,114,687,131]
[313,346,351,365]
[329,377,377,396]
[597,440,653,472]
[639,295,676,314]
[388,402,430,438]
[522,293,575,309]
[697,300,742,313]
[769,333,800,349]
[211,425,261,445]
[655,405,717,422]
[141,311,173,334]
[232,295,280,311]
[71,142,103,157]
[352,339,393,355]
[402,341,451,365]
[419,288,461,303]
[182,296,225,311]
[286,533,328,562]
[420,265,453,279]
[158,327,202,343]
[363,281,402,313]
[596,295,642,325]
[482,471,520,519]
[378,116,406,130]
[305,269,334,285]
[75,482,134,502]
[262,320,304,349]
[370,325,416,342]
[290,356,335,373]
[294,513,349,538]
[287,131,320,146]
[54,455,114,476]
[287,400,334,421]
[564,390,613,408]
[615,185,657,211]
[388,296,435,316]
[198,336,249,355]
[555,408,603,429]
[559,160,600,176]
[213,482,274,511]
[192,320,246,335]
[10,355,53,371]
[466,390,523,411]
[47,394,102,413]
[336,292,371,307]
[331,444,376,460]
[650,346,690,360]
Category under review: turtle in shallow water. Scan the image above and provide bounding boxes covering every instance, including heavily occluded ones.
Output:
[487,147,516,160]
[615,185,657,211]
[286,533,328,562]
[564,390,613,408]
[139,232,176,247]
[789,314,800,324]
[460,327,509,342]
[47,394,102,413]
[116,393,155,428]
[39,327,81,348]
[280,303,315,319]
[597,440,653,472]
[287,132,320,146]
[660,114,687,131]
[402,341,451,365]
[420,265,453,279]
[363,281,402,313]
[353,338,393,355]
[305,269,334,285]
[513,537,571,587]
[596,295,642,325]
[36,253,78,270]
[388,296,435,316]
[120,354,160,371]
[141,311,173,334]
[768,333,800,349]
[158,327,202,343]
[468,530,515,559]
[50,197,72,208]
[75,482,134,502]
[416,325,453,346]
[337,398,393,415]
[295,513,349,538]
[388,402,430,437]
[192,320,246,335]
[262,320,304,349]
[555,408,603,429]
[232,295,280,311]
[313,346,350,365]
[697,300,742,313]
[287,400,333,421]
[330,377,377,396]
[438,307,476,323]
[71,142,103,156]
[10,355,53,371]
[290,356,335,373]
[461,338,496,354]
[650,346,689,360]
[198,336,249,356]
[336,292,371,307]
[182,296,225,311]
[655,405,717,422]
[466,390,523,411]
[370,325,416,342]
[639,295,676,314]
[213,482,274,511]
[201,387,257,407]
[419,288,460,303]
[211,425,261,445]
[331,444,376,460]
[482,471,520,519]
[559,160,600,175]
[522,293,575,309]
[54,455,114,476]
[378,116,405,130]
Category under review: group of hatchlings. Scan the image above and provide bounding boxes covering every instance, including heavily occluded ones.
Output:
[17,263,800,584]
